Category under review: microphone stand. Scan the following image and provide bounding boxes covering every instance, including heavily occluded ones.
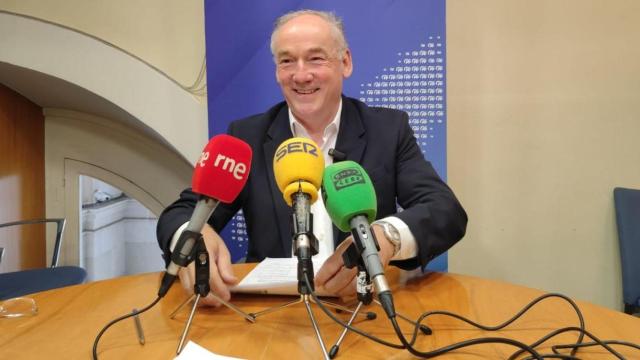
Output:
[328,242,433,359]
[249,189,374,360]
[169,233,255,355]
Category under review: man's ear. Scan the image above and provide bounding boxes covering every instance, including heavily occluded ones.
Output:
[342,49,353,78]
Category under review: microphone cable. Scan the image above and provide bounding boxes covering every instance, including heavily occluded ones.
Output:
[303,272,544,359]
[551,337,640,357]
[92,296,161,360]
[512,326,629,360]
[411,294,636,359]
[303,272,640,359]
[410,293,585,358]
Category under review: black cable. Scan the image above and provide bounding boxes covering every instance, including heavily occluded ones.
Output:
[404,293,585,359]
[552,339,640,353]
[389,292,639,360]
[504,294,585,359]
[92,296,161,360]
[304,272,545,359]
[388,313,544,359]
[523,354,581,360]
[383,293,585,359]
[303,272,406,349]
[416,293,582,332]
[516,326,629,360]
[305,271,640,359]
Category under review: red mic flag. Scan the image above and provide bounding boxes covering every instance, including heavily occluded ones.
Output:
[192,134,252,203]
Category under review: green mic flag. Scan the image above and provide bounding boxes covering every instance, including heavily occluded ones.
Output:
[321,161,377,232]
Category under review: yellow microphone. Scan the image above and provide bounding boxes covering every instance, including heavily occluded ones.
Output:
[272,137,324,294]
[273,137,324,206]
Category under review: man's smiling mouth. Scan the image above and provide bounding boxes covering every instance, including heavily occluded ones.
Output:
[294,88,319,95]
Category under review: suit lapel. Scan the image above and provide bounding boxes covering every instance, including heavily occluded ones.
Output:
[335,97,366,164]
[333,97,367,247]
[263,106,295,256]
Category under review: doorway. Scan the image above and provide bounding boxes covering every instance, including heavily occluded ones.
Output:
[61,158,166,279]
[79,175,164,281]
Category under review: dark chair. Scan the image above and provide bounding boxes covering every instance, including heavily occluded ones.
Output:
[0,219,87,300]
[613,187,640,315]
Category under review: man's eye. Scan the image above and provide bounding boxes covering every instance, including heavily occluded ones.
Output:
[310,57,326,63]
[279,58,292,65]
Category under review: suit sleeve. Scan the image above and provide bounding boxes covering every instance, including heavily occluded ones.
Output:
[156,188,243,265]
[391,112,468,270]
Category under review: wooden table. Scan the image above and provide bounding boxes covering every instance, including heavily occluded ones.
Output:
[1,264,639,359]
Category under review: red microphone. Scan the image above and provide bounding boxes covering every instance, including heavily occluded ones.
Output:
[159,134,252,297]
[191,134,252,203]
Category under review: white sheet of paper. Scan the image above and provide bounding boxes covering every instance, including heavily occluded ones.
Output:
[174,341,245,360]
[231,257,336,297]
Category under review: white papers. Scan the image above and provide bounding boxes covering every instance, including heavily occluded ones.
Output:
[231,257,336,297]
[175,341,245,360]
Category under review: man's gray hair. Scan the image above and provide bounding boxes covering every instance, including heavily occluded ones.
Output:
[270,9,349,60]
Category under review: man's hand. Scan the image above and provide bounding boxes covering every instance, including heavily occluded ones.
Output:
[315,224,395,300]
[177,224,237,306]
[314,239,357,300]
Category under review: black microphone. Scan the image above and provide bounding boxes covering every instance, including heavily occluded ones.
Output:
[328,148,347,162]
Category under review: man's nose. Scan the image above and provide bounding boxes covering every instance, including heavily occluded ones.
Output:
[291,60,313,83]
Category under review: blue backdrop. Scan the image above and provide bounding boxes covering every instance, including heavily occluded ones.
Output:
[204,0,448,270]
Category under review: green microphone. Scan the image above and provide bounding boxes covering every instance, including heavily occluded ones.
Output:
[322,161,396,318]
[322,161,377,231]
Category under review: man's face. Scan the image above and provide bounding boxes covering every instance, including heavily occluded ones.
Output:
[272,14,353,126]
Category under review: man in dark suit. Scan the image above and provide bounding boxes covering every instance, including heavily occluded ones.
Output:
[157,10,467,305]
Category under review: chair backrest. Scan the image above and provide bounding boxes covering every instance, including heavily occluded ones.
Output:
[0,218,66,268]
[613,187,640,309]
[0,218,86,300]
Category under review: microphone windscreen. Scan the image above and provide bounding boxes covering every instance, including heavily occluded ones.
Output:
[273,137,324,205]
[192,134,252,203]
[321,161,377,232]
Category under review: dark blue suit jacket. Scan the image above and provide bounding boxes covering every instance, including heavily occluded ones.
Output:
[157,96,467,270]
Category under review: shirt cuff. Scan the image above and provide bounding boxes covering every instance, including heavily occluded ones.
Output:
[169,222,190,252]
[377,216,418,261]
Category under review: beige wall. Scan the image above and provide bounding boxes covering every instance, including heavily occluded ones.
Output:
[0,0,205,90]
[447,0,640,310]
